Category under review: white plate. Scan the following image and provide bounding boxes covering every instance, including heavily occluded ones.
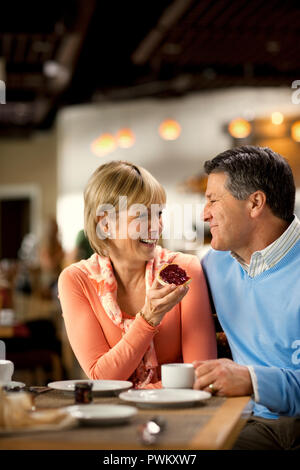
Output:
[3,381,26,391]
[119,389,211,408]
[47,379,133,395]
[65,404,137,425]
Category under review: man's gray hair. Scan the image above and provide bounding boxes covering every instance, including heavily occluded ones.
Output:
[204,146,295,222]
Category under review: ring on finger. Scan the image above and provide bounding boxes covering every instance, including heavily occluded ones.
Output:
[208,383,217,394]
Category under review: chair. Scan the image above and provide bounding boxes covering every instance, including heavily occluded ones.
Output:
[213,314,232,359]
[4,319,63,385]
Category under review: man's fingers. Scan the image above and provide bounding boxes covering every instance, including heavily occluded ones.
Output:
[193,370,216,391]
[194,360,220,377]
[192,360,204,369]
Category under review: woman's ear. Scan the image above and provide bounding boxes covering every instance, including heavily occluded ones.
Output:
[248,190,267,218]
[96,213,112,239]
[96,204,117,240]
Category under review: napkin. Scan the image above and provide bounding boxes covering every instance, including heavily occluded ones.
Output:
[0,387,77,433]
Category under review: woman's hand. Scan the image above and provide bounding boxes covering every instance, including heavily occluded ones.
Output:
[141,277,189,326]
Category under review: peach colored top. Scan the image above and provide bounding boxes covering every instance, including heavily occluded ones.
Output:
[58,252,217,388]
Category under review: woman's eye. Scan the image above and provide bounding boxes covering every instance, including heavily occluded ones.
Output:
[137,213,148,220]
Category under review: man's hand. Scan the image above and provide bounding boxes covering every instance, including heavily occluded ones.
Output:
[193,358,253,396]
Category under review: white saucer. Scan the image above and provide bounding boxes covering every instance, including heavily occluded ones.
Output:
[2,381,26,391]
[119,388,211,408]
[48,379,133,396]
[65,404,137,425]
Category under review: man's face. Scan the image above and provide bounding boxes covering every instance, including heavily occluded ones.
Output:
[204,172,252,252]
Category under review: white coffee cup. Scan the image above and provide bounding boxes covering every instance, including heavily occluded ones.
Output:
[161,363,195,389]
[0,359,14,384]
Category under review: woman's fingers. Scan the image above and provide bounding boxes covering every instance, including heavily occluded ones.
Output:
[151,277,164,290]
[161,284,189,307]
[150,280,176,299]
[144,279,189,324]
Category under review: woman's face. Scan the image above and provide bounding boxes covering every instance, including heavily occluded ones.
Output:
[105,205,164,263]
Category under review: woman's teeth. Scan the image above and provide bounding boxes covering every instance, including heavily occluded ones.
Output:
[140,239,157,245]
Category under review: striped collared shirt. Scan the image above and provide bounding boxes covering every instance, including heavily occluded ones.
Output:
[231,215,300,278]
[230,214,300,403]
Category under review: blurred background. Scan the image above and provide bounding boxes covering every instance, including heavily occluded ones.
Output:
[1,0,300,383]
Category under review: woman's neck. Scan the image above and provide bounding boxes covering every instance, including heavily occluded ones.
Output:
[109,255,146,292]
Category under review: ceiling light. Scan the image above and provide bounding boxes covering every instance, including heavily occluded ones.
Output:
[271,111,284,125]
[228,118,251,139]
[116,128,135,148]
[91,133,116,156]
[43,61,61,78]
[159,119,181,141]
[291,121,300,142]
[43,61,69,84]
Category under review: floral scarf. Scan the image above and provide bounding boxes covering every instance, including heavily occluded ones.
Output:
[76,245,178,388]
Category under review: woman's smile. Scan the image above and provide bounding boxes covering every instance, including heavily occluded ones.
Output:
[138,237,158,249]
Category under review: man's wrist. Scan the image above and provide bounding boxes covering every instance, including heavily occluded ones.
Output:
[246,365,259,401]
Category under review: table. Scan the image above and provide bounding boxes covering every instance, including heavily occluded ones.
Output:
[0,390,251,450]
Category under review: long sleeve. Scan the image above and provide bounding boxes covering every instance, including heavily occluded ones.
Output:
[179,255,217,362]
[58,267,158,381]
[253,365,300,416]
[58,253,217,387]
[201,246,300,419]
[134,255,217,389]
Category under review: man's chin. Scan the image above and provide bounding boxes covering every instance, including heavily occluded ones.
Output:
[210,238,228,251]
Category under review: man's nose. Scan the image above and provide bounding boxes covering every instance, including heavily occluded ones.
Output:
[203,203,211,222]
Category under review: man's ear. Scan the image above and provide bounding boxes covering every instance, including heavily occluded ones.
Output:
[247,191,267,218]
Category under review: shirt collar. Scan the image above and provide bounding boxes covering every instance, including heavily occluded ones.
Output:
[231,215,300,270]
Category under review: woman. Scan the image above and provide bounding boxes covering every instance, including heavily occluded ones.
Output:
[58,161,216,388]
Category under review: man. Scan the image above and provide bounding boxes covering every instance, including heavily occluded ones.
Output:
[193,145,300,450]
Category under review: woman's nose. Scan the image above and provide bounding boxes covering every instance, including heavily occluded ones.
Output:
[149,215,162,237]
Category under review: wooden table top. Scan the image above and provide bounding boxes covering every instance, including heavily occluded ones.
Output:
[0,389,252,450]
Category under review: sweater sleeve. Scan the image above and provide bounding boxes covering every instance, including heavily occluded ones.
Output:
[253,365,300,416]
[179,255,217,362]
[58,267,158,381]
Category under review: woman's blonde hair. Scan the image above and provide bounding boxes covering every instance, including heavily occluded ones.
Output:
[84,161,166,255]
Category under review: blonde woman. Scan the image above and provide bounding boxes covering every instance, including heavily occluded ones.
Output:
[58,161,216,388]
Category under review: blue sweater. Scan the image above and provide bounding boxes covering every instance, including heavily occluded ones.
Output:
[201,240,300,419]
